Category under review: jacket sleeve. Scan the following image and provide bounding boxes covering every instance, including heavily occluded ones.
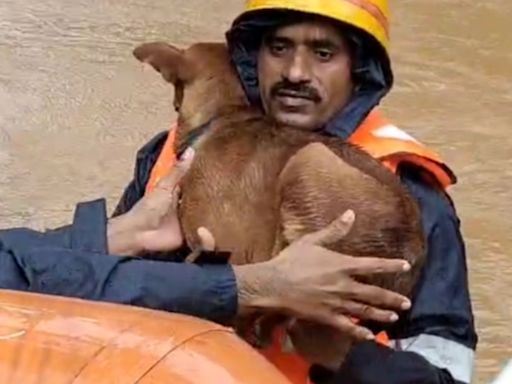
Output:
[112,131,169,217]
[325,165,477,384]
[0,199,237,324]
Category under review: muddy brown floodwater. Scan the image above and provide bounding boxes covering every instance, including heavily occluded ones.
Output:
[0,0,510,382]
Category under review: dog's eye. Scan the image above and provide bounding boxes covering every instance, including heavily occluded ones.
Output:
[173,82,184,113]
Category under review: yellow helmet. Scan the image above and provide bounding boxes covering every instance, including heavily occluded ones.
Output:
[241,0,390,57]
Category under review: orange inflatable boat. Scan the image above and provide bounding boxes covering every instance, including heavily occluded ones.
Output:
[0,290,291,383]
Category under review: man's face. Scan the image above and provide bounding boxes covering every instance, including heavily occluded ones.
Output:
[258,19,353,130]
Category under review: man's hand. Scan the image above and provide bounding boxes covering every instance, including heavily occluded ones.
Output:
[107,148,194,256]
[234,210,412,341]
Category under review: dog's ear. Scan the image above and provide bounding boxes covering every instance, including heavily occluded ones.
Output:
[133,42,194,84]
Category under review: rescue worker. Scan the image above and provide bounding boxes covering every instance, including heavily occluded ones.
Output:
[112,1,477,383]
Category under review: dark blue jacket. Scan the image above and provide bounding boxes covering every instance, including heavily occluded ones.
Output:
[111,131,477,384]
[0,198,237,324]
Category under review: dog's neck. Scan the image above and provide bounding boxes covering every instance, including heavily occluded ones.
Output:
[176,102,261,157]
[176,70,255,151]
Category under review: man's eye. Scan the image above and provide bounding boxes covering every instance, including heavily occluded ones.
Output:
[270,43,288,56]
[315,49,334,61]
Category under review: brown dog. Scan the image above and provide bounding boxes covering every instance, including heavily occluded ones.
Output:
[133,41,425,365]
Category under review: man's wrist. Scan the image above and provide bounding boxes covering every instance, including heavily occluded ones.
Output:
[107,214,143,256]
[233,262,284,316]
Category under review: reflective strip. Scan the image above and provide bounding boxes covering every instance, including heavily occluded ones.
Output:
[345,0,389,36]
[391,334,474,384]
[372,124,422,144]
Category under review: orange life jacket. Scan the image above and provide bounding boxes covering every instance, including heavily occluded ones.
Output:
[145,109,455,194]
[144,108,456,384]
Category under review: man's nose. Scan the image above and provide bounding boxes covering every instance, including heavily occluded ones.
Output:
[282,50,312,83]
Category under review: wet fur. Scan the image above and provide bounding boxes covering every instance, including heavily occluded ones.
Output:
[133,41,426,355]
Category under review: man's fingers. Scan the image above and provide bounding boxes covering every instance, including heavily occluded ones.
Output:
[346,256,411,276]
[197,227,216,251]
[347,281,412,311]
[156,147,195,191]
[339,300,399,323]
[322,314,375,341]
[171,186,181,211]
[301,210,355,246]
[185,227,216,263]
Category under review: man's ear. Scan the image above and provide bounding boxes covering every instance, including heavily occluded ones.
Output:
[133,41,194,84]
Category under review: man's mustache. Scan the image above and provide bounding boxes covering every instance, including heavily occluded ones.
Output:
[270,81,322,103]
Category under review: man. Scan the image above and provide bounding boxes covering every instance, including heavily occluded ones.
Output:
[112,1,477,383]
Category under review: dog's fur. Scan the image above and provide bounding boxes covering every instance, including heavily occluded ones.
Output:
[133,41,426,361]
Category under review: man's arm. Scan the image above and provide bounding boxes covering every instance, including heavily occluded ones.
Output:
[326,165,477,384]
[0,199,238,324]
[0,196,414,341]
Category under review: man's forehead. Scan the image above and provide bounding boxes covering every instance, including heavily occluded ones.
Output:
[269,18,346,44]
